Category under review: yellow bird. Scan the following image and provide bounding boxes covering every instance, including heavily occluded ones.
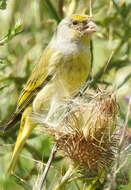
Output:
[4,14,96,173]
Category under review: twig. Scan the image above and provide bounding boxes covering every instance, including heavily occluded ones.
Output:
[33,144,57,190]
[103,51,114,73]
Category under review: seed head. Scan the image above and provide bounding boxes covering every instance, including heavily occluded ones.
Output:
[38,90,119,171]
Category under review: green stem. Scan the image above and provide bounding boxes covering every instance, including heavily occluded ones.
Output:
[53,165,74,190]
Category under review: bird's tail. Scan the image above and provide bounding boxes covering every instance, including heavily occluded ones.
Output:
[7,134,26,174]
[7,106,35,174]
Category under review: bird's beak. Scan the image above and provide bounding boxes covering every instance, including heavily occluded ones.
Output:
[83,21,97,34]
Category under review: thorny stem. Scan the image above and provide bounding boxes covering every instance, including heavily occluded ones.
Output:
[33,144,57,190]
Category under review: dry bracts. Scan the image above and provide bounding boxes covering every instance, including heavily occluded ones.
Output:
[39,90,119,171]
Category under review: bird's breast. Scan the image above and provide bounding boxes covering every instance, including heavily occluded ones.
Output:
[56,50,91,95]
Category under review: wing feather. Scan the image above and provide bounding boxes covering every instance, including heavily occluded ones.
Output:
[16,47,55,113]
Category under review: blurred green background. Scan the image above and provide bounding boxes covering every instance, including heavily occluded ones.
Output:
[0,0,131,189]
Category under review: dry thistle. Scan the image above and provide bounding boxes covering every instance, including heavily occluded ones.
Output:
[37,90,119,172]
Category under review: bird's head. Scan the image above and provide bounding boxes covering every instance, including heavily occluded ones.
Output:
[55,14,97,43]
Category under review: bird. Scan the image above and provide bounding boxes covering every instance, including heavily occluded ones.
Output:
[3,14,96,173]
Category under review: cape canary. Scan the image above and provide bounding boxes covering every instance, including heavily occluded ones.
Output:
[4,14,96,173]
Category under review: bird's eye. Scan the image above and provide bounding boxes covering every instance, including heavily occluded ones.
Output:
[72,20,78,25]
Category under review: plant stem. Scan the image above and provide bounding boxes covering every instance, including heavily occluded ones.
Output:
[53,165,74,190]
[34,144,57,190]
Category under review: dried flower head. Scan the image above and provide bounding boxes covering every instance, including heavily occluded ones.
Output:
[36,90,119,171]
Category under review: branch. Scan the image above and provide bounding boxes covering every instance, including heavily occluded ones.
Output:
[33,144,57,190]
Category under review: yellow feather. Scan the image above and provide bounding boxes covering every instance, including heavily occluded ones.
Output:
[17,48,53,109]
[71,14,88,21]
[6,14,96,173]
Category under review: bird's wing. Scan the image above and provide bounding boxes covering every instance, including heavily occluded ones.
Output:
[2,47,62,131]
[16,47,61,114]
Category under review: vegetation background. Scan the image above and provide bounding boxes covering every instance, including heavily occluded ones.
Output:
[0,0,130,189]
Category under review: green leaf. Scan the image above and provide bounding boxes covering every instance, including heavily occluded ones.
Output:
[44,0,61,22]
